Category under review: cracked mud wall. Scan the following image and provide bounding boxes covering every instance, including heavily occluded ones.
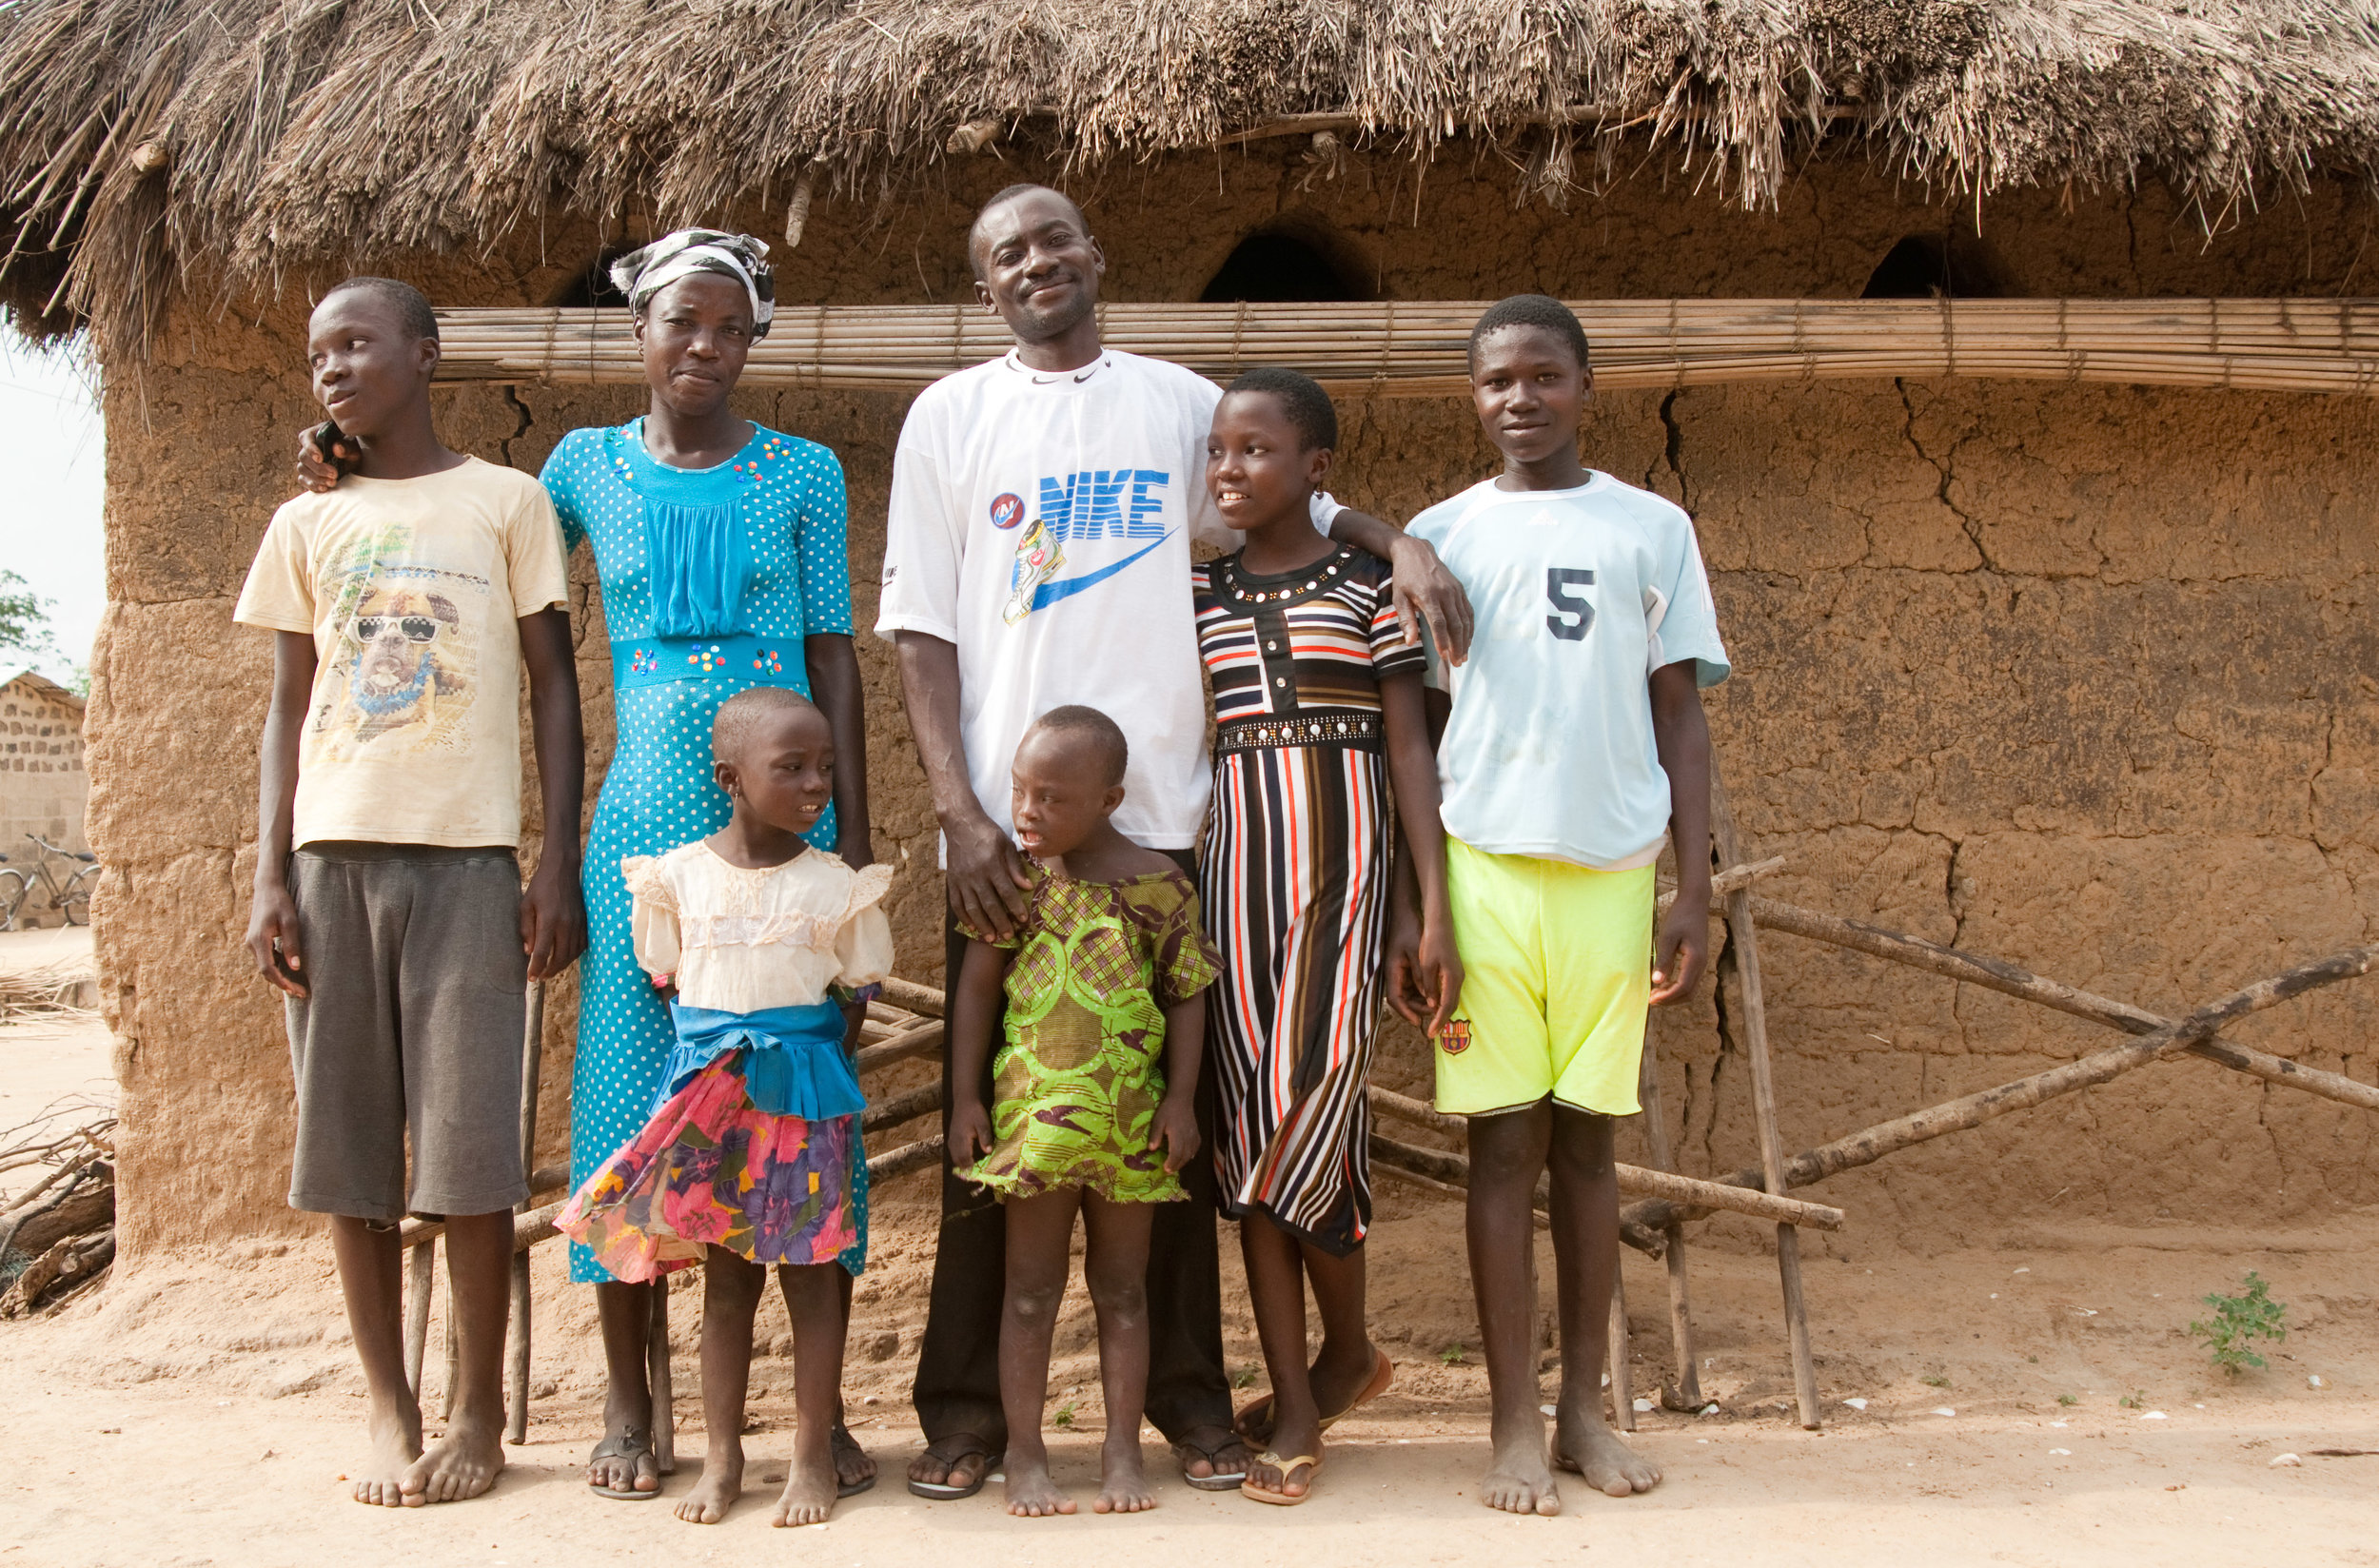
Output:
[82,150,2379,1259]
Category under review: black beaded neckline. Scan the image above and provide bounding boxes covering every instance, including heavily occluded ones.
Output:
[1216,543,1354,605]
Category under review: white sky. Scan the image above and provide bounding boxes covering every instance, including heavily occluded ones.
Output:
[0,339,105,687]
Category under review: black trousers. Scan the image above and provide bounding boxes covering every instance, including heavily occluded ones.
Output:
[909,855,1234,1449]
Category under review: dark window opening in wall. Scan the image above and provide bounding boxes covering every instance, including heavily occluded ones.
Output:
[1861,233,2011,300]
[1201,230,1368,304]
[550,248,636,309]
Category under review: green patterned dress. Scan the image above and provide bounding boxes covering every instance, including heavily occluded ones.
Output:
[960,866,1222,1203]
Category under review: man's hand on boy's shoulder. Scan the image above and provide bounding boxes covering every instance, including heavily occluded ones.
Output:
[293,422,357,495]
[521,855,587,982]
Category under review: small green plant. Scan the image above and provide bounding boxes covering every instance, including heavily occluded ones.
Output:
[1232,1364,1259,1390]
[1920,1375,1950,1388]
[2056,1394,2077,1407]
[2191,1271,2288,1374]
[1439,1343,1466,1365]
[2027,1355,2039,1364]
[1052,1401,1075,1428]
[2117,1390,2146,1409]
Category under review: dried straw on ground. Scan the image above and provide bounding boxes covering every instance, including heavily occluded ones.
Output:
[0,963,97,1025]
[7,1,2379,345]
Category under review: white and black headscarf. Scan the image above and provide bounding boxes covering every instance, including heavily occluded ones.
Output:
[609,228,777,340]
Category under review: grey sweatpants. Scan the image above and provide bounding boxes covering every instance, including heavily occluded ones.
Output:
[284,842,529,1222]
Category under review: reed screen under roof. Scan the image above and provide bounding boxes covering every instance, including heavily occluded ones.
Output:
[431,298,2379,399]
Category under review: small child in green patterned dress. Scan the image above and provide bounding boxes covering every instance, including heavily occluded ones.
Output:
[946,704,1221,1519]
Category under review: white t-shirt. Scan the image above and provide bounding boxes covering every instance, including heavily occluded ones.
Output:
[233,457,571,849]
[875,349,1336,851]
[1411,472,1729,870]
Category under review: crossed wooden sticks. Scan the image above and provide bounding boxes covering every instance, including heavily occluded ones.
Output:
[1620,905,2379,1235]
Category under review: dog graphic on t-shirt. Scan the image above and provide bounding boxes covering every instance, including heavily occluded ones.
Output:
[310,577,478,756]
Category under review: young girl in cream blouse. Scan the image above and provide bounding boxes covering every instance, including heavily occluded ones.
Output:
[558,687,892,1527]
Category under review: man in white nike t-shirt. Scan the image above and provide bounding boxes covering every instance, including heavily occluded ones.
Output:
[877,184,1473,1500]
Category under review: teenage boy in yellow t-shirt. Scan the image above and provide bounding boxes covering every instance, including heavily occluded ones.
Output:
[1411,296,1731,1516]
[235,277,585,1507]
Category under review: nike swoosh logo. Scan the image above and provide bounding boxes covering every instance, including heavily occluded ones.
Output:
[1029,533,1172,612]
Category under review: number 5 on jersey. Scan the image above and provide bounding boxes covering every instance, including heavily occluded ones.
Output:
[1545,567,1594,640]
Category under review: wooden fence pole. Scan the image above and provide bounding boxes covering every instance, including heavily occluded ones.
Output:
[442,1287,461,1421]
[506,981,545,1445]
[1633,1044,1701,1407]
[1607,1269,1635,1433]
[648,1281,677,1475]
[403,1240,434,1397]
[1709,762,1823,1430]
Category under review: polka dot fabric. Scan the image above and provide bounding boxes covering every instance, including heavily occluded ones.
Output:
[542,419,857,1284]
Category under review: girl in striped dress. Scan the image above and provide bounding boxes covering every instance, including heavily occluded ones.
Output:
[1192,368,1464,1504]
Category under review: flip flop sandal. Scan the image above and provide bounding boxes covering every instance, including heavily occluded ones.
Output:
[906,1434,995,1500]
[1171,1431,1250,1491]
[588,1425,663,1500]
[1331,1347,1395,1428]
[1239,1452,1321,1506]
[1235,1348,1397,1445]
[832,1422,877,1499]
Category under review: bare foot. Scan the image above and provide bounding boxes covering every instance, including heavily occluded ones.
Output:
[1481,1425,1561,1517]
[403,1409,505,1504]
[831,1421,875,1493]
[1555,1404,1662,1497]
[906,1433,994,1497]
[1094,1435,1156,1514]
[352,1397,423,1507]
[1003,1449,1077,1517]
[770,1445,837,1527]
[675,1437,743,1524]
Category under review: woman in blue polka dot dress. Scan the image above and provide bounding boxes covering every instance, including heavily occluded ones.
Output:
[540,230,877,1504]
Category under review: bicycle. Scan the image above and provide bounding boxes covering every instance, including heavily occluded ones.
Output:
[0,834,100,931]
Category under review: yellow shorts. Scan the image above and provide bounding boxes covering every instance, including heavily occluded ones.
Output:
[1433,837,1654,1118]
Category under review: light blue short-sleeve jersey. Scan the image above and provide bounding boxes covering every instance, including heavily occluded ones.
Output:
[1411,472,1729,870]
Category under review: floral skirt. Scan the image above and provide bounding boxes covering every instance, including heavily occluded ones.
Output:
[556,1055,867,1280]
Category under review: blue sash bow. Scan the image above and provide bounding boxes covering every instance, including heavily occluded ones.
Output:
[659,1000,861,1120]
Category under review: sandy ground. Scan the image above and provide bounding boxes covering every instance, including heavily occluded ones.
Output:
[5,924,2374,1565]
[3,1186,2374,1568]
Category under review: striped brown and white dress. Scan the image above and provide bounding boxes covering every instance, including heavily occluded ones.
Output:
[1193,543,1424,1254]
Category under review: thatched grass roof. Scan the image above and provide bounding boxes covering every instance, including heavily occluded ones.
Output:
[6,0,2379,346]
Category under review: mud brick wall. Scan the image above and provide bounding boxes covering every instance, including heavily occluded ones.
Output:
[85,151,2379,1258]
[0,676,90,916]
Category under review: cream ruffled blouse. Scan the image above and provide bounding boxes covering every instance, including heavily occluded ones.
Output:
[622,841,895,1014]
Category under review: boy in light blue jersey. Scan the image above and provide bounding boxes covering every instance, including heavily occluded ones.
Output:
[1409,295,1729,1517]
